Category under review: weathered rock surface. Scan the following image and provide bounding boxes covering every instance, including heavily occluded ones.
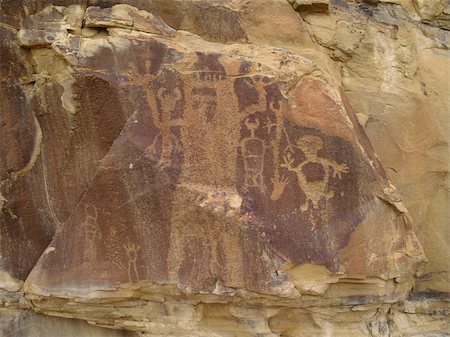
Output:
[300,0,450,296]
[0,308,138,337]
[0,0,448,336]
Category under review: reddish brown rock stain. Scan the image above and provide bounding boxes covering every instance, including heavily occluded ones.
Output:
[23,42,382,292]
[302,162,326,182]
[233,77,374,271]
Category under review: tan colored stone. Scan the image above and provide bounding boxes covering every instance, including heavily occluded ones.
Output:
[303,0,449,298]
[413,0,450,29]
[85,4,176,36]
[0,308,139,337]
[289,0,330,13]
[0,0,448,336]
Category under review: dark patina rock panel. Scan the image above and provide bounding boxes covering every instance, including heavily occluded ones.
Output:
[24,28,423,295]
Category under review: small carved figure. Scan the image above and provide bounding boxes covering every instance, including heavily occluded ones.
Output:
[239,117,271,192]
[124,241,140,283]
[148,87,183,168]
[281,135,349,211]
[81,203,101,239]
[191,86,217,123]
[266,100,291,201]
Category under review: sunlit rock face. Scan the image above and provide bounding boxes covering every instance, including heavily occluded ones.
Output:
[1,0,448,336]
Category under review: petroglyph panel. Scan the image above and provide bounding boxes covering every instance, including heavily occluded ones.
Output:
[24,33,423,297]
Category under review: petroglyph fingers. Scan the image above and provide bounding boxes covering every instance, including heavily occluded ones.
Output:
[332,163,349,179]
[270,175,289,201]
[271,175,289,186]
[281,152,295,169]
[340,164,349,173]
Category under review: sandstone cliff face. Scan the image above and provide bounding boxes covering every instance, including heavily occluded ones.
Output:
[0,1,448,336]
[300,0,450,299]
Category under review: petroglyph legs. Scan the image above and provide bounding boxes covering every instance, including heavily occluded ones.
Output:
[239,117,270,193]
[124,241,140,283]
[115,241,141,283]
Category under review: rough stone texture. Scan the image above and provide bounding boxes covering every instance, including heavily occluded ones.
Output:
[0,0,448,336]
[0,308,138,337]
[289,0,330,13]
[300,0,450,296]
[413,0,450,29]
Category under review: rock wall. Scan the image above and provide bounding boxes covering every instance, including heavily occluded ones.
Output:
[299,0,450,297]
[0,0,448,336]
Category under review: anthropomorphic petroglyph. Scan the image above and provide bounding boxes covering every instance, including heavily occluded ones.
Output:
[281,135,349,211]
[167,202,245,289]
[239,117,273,193]
[192,86,218,123]
[123,241,140,283]
[264,100,291,201]
[166,57,246,287]
[236,83,297,200]
[113,240,141,283]
[147,85,183,168]
[80,203,101,261]
[241,77,269,116]
[81,203,101,240]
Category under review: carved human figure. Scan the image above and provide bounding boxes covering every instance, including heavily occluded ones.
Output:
[265,100,290,201]
[80,203,101,261]
[148,87,183,168]
[82,203,101,240]
[281,135,349,211]
[123,242,140,283]
[167,65,245,286]
[192,86,217,123]
[239,117,271,192]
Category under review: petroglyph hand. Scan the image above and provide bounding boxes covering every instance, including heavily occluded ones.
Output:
[281,152,295,170]
[332,163,349,179]
[270,175,289,201]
